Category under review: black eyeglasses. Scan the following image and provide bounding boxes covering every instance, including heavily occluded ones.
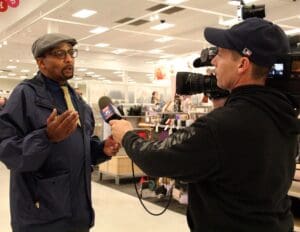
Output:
[48,49,78,59]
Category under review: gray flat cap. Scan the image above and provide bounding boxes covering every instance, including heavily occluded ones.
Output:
[32,33,77,58]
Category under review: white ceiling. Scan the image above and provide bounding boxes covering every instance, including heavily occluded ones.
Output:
[0,0,299,84]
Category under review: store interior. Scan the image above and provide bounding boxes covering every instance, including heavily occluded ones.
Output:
[1,0,300,231]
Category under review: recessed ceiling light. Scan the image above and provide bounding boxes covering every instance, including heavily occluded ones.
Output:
[86,71,95,75]
[218,17,240,27]
[0,75,8,79]
[113,71,123,74]
[151,23,175,31]
[150,14,159,21]
[90,26,109,34]
[112,49,127,54]
[155,36,174,43]
[165,0,188,4]
[95,43,110,47]
[21,69,30,73]
[149,49,164,54]
[72,9,97,19]
[6,65,16,69]
[228,0,256,5]
[8,73,16,76]
[77,68,87,71]
[285,28,300,35]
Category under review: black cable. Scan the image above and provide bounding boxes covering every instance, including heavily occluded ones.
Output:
[131,161,173,216]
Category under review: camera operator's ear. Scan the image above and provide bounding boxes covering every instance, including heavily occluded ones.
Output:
[237,57,250,74]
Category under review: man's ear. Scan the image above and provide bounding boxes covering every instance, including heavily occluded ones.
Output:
[36,58,45,70]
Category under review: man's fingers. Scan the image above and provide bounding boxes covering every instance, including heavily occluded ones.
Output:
[47,108,57,124]
[57,111,79,131]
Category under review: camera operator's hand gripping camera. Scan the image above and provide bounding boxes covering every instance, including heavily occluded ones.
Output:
[176,47,230,99]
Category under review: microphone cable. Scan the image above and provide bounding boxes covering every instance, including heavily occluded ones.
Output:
[131,160,174,216]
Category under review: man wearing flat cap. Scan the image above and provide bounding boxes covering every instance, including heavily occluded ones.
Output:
[110,18,300,231]
[0,33,120,232]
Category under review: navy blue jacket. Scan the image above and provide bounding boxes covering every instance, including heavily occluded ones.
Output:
[0,72,109,232]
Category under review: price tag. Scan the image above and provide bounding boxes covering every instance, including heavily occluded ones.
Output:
[6,0,19,8]
[0,0,8,12]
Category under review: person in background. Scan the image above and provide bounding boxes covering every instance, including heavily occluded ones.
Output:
[151,91,160,104]
[109,18,300,232]
[0,33,120,232]
[0,96,7,111]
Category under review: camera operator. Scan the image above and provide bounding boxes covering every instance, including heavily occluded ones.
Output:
[110,17,300,232]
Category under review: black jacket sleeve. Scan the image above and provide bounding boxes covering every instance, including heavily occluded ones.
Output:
[122,120,220,181]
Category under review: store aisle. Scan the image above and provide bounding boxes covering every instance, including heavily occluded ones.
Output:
[0,162,188,232]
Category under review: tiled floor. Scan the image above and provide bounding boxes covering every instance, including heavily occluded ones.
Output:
[0,162,188,232]
[2,161,300,232]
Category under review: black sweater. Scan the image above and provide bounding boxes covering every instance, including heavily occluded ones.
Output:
[122,85,300,232]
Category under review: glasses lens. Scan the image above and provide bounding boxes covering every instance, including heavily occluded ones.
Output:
[69,49,78,58]
[49,49,78,59]
[53,50,66,59]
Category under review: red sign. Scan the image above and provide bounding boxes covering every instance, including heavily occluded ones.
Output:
[6,0,19,8]
[0,0,8,12]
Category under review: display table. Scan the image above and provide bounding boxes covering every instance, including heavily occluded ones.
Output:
[289,164,300,198]
[99,154,145,184]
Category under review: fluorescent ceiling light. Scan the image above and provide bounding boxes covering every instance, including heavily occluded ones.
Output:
[21,69,30,73]
[95,43,110,47]
[155,36,174,43]
[285,28,300,35]
[0,75,7,79]
[165,0,188,4]
[72,9,97,19]
[90,26,109,34]
[8,73,16,76]
[151,23,175,31]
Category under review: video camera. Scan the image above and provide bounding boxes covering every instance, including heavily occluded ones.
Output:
[176,47,230,99]
[176,36,300,103]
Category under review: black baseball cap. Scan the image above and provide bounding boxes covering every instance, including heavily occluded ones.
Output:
[32,33,77,58]
[203,17,290,68]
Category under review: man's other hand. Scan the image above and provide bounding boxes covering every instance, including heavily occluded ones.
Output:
[103,135,120,156]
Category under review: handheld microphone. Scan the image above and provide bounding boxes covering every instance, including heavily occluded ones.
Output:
[98,96,122,123]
